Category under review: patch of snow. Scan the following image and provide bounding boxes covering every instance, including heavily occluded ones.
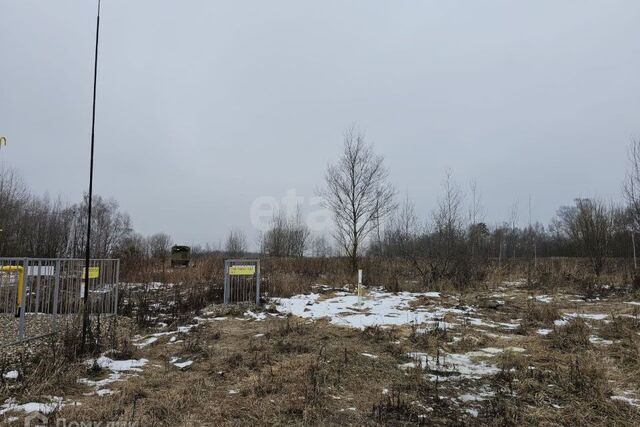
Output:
[612,395,640,407]
[537,328,553,336]
[466,408,479,417]
[625,302,640,306]
[79,374,121,390]
[589,336,613,346]
[134,336,158,348]
[79,356,147,396]
[274,290,472,330]
[245,311,267,321]
[479,347,503,355]
[401,352,500,381]
[465,347,524,357]
[177,324,197,334]
[0,397,64,415]
[169,357,193,370]
[94,357,147,372]
[467,317,519,330]
[528,295,552,303]
[361,353,378,359]
[228,390,239,395]
[254,333,265,338]
[459,394,486,402]
[565,313,608,321]
[3,370,18,380]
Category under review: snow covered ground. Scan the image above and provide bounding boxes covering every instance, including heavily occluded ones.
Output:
[78,356,148,396]
[400,351,501,381]
[273,289,469,329]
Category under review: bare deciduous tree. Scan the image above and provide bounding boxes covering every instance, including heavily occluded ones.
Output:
[321,127,396,271]
[429,171,470,286]
[69,195,132,258]
[624,138,640,224]
[148,233,172,262]
[260,207,310,257]
[311,235,333,257]
[383,173,485,290]
[225,228,247,257]
[508,200,519,260]
[558,198,613,276]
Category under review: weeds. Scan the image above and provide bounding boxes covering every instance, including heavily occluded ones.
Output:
[548,318,591,351]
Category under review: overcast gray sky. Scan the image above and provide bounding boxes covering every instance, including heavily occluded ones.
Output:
[1,0,638,249]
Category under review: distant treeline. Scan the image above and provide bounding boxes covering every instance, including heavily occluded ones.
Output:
[0,165,171,260]
[1,135,638,284]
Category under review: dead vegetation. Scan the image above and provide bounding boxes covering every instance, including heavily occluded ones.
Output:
[548,318,591,351]
[2,257,640,426]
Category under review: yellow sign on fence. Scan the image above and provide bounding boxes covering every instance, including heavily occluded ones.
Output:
[229,265,256,276]
[0,266,24,312]
[82,267,100,279]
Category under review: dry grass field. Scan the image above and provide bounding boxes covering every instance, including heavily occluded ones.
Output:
[2,258,640,426]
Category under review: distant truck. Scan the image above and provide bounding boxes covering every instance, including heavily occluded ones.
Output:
[170,245,191,267]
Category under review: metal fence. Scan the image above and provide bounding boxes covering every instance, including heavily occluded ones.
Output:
[0,258,119,346]
[223,259,261,305]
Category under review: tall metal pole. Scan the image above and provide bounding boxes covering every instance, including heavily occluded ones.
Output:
[82,0,101,351]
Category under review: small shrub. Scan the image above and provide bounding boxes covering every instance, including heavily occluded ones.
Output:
[362,325,398,343]
[523,301,561,325]
[567,356,611,398]
[548,318,591,351]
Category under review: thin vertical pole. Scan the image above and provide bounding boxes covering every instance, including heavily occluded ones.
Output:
[114,259,120,316]
[632,231,637,270]
[53,259,60,323]
[255,260,261,306]
[82,0,101,352]
[223,260,229,304]
[357,269,363,306]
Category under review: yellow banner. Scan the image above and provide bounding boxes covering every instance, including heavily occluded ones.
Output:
[82,266,100,279]
[229,265,255,276]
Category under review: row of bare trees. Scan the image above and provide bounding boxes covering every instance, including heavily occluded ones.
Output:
[320,128,639,280]
[0,164,173,260]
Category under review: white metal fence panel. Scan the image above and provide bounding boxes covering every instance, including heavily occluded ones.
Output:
[0,258,119,346]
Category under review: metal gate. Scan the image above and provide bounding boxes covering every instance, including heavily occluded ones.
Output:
[0,258,119,345]
[223,259,261,305]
